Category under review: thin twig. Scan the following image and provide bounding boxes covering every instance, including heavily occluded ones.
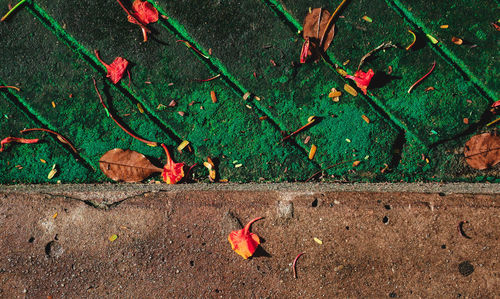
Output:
[408,61,436,93]
[0,85,20,92]
[92,78,158,147]
[1,0,26,22]
[293,252,305,279]
[20,128,78,154]
[281,118,317,142]
[357,41,397,70]
[194,74,221,82]
[319,0,348,48]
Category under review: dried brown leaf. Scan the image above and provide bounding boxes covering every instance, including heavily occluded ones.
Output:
[464,133,500,170]
[303,8,335,56]
[99,148,163,182]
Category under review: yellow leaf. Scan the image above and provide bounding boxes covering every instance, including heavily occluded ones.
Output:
[313,237,323,245]
[109,234,118,242]
[344,84,358,97]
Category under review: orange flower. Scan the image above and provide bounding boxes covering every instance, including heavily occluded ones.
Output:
[161,143,185,184]
[0,137,39,152]
[228,217,263,259]
[346,69,374,95]
[94,50,129,84]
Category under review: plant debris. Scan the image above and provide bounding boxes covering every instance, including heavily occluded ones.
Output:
[357,41,397,70]
[408,61,436,93]
[292,252,305,279]
[228,217,263,259]
[116,0,158,42]
[93,78,158,146]
[0,85,20,91]
[301,8,335,63]
[282,116,317,142]
[309,144,317,160]
[94,50,129,84]
[343,84,358,97]
[0,137,39,152]
[161,143,185,184]
[0,0,26,22]
[176,40,209,59]
[464,132,500,170]
[99,148,163,182]
[20,128,78,154]
[47,164,57,179]
[451,36,463,45]
[210,90,217,103]
[346,69,374,95]
[406,30,417,50]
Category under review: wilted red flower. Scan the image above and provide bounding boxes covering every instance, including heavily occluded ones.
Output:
[161,143,185,184]
[128,0,158,25]
[0,137,39,152]
[346,69,375,95]
[94,50,129,84]
[117,0,158,42]
[228,217,263,259]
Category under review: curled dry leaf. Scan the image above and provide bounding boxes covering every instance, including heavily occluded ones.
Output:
[301,8,335,63]
[99,148,163,182]
[464,132,500,170]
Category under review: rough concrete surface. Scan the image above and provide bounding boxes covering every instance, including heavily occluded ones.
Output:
[0,184,499,298]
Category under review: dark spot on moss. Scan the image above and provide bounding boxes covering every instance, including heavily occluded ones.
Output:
[382,216,389,224]
[384,204,391,210]
[28,237,35,243]
[441,244,446,249]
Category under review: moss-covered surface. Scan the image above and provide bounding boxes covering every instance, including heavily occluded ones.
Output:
[0,0,498,183]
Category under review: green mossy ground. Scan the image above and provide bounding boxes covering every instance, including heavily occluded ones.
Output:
[0,0,498,183]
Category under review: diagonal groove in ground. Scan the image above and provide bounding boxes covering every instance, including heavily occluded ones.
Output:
[143,2,323,168]
[28,1,320,169]
[0,79,96,172]
[25,1,184,150]
[385,0,497,102]
[261,0,428,147]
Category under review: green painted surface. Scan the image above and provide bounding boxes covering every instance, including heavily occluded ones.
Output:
[0,0,497,183]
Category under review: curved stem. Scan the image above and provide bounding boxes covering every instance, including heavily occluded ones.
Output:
[243,217,264,234]
[319,0,348,47]
[1,0,27,22]
[0,85,20,91]
[20,128,78,154]
[93,78,158,146]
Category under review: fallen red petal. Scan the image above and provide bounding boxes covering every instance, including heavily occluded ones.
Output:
[95,50,129,84]
[161,143,185,184]
[228,217,263,259]
[346,69,374,95]
[129,0,158,25]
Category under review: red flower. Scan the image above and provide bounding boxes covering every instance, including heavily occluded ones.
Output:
[161,143,185,184]
[228,217,263,259]
[117,0,158,42]
[94,50,129,84]
[128,0,158,25]
[0,137,39,152]
[300,37,311,64]
[346,69,375,95]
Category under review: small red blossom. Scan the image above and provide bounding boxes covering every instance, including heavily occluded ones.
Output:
[128,0,158,25]
[161,143,185,184]
[300,37,311,64]
[346,69,375,95]
[228,217,263,259]
[0,137,39,152]
[94,50,129,84]
[116,0,158,42]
